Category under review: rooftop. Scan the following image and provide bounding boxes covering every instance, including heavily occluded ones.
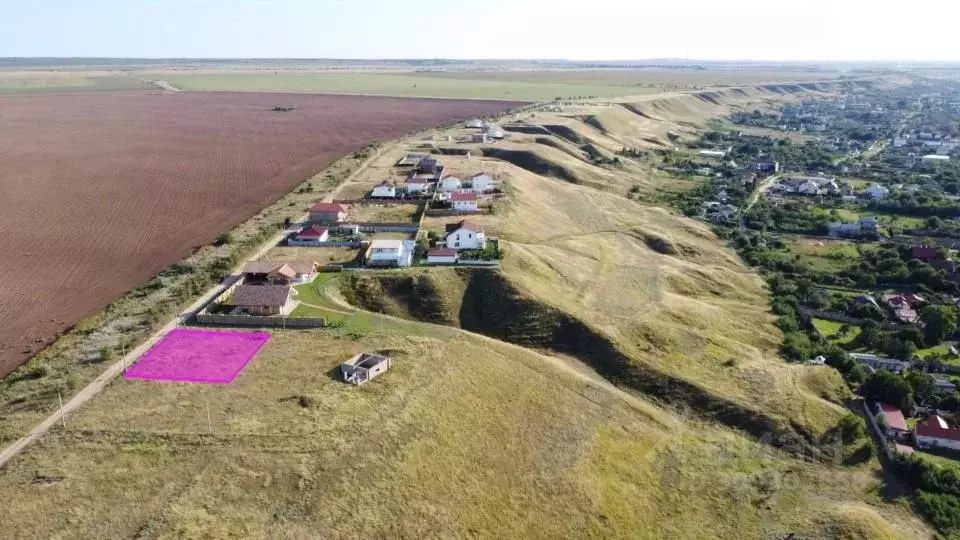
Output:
[428,248,457,257]
[445,220,482,234]
[296,225,329,239]
[231,285,291,307]
[310,202,346,213]
[877,402,908,431]
[916,414,960,442]
[450,192,478,202]
[370,239,404,250]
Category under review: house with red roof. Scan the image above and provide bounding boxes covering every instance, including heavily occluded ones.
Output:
[426,247,458,265]
[289,225,330,246]
[874,402,910,439]
[882,293,920,324]
[915,414,960,451]
[309,202,348,224]
[450,192,479,212]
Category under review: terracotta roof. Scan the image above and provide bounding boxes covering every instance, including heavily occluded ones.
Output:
[428,248,457,257]
[916,414,960,442]
[231,285,291,307]
[450,192,478,201]
[310,202,346,213]
[297,225,329,239]
[877,402,909,431]
[445,220,482,234]
[242,262,296,278]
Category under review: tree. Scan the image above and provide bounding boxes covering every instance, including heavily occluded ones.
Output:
[861,371,914,411]
[922,305,959,347]
[905,371,938,404]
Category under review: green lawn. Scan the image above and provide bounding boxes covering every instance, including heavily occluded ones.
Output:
[776,238,862,273]
[166,72,649,101]
[916,343,956,359]
[811,318,861,344]
[293,273,345,311]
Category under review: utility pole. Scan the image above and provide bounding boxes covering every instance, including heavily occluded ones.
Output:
[206,401,212,435]
[58,392,66,428]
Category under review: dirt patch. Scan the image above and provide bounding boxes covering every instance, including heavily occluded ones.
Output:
[0,91,521,377]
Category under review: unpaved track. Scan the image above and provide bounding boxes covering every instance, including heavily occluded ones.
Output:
[0,144,390,468]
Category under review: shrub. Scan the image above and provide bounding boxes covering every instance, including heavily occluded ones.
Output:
[98,346,115,363]
[214,232,233,246]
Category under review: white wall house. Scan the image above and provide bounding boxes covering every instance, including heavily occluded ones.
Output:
[426,248,458,264]
[366,239,413,267]
[915,415,960,451]
[405,179,430,194]
[866,183,890,200]
[440,176,463,193]
[470,173,493,193]
[450,192,479,212]
[371,181,396,198]
[445,221,486,250]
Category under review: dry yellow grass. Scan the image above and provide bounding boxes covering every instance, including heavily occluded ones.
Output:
[0,330,929,538]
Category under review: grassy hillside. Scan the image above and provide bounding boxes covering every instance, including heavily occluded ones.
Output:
[0,329,927,538]
[0,79,931,538]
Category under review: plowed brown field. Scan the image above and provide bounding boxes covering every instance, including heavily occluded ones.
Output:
[0,91,521,376]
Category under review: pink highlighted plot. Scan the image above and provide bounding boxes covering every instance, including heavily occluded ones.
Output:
[125,329,270,384]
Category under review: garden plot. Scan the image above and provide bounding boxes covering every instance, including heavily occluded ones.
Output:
[125,329,270,384]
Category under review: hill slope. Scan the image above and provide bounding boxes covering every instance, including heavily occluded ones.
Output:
[0,79,931,538]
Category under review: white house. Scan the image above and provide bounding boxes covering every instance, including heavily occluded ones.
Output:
[289,225,330,245]
[426,247,458,264]
[405,178,430,195]
[466,118,485,129]
[366,239,413,267]
[922,154,951,162]
[699,149,726,158]
[445,220,486,250]
[450,192,479,212]
[915,414,960,451]
[440,176,463,193]
[371,181,396,198]
[470,173,493,193]
[484,123,505,139]
[865,183,890,200]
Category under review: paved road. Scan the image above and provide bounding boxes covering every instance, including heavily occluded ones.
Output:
[0,144,390,469]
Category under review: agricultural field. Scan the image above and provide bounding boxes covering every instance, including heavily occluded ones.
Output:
[0,91,520,377]
[159,68,847,101]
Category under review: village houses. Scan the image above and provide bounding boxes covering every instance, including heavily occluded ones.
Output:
[309,202,348,225]
[450,192,479,212]
[445,220,486,250]
[371,181,396,198]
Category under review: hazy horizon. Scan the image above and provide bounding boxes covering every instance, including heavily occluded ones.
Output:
[5,0,959,63]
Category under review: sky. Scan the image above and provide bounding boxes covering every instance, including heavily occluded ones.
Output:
[3,0,958,62]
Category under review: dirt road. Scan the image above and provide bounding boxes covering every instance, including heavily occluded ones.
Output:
[0,144,390,469]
